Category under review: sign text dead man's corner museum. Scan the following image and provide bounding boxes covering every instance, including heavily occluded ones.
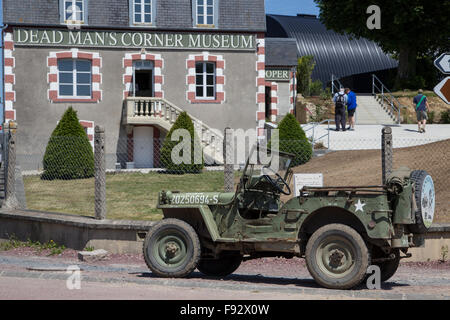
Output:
[14,28,256,51]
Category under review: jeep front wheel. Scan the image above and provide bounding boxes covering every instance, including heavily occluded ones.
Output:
[305,224,370,289]
[197,255,242,277]
[143,218,201,278]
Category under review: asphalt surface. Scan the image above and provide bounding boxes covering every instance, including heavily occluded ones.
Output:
[0,251,449,300]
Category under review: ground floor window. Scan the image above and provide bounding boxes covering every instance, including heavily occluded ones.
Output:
[58,59,92,98]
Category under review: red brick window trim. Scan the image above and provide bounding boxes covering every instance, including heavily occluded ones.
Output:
[47,49,102,103]
[123,52,164,100]
[186,52,225,104]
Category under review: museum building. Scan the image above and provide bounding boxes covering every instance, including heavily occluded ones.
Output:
[2,0,297,169]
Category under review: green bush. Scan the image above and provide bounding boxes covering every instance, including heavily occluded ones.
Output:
[310,80,324,96]
[160,112,204,173]
[269,113,313,167]
[41,107,94,180]
[440,110,450,124]
[428,111,435,124]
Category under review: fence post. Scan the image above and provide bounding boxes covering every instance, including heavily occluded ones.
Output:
[381,126,393,184]
[4,121,19,209]
[223,127,234,192]
[94,125,106,220]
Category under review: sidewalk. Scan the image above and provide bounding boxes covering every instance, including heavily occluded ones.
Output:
[303,124,450,150]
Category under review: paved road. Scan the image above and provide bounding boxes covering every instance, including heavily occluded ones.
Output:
[302,124,450,150]
[0,253,449,300]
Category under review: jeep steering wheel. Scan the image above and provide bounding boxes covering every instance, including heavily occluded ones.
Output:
[262,167,291,195]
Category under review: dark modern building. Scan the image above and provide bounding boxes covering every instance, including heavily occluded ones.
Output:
[266,14,399,92]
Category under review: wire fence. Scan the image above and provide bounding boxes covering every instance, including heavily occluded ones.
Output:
[13,135,450,223]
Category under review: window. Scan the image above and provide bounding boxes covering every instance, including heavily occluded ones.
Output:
[58,59,92,98]
[132,0,154,25]
[62,0,87,24]
[195,62,215,99]
[196,0,214,25]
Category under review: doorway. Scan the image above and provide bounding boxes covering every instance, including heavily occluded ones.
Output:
[133,60,154,97]
[265,86,271,120]
[133,126,154,168]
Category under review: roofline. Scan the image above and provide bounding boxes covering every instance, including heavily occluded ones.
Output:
[4,22,266,34]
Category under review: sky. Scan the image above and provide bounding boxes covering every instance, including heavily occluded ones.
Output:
[265,0,320,16]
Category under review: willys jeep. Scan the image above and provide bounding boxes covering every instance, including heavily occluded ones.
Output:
[143,146,435,289]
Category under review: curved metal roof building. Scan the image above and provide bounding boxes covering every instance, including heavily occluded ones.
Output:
[266,14,398,87]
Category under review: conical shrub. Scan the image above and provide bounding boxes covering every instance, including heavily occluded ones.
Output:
[41,107,94,180]
[269,113,312,166]
[160,112,204,173]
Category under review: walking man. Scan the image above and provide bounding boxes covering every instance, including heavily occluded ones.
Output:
[345,88,357,131]
[333,88,348,131]
[413,89,430,133]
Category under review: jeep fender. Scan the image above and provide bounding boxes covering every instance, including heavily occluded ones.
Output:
[162,206,221,242]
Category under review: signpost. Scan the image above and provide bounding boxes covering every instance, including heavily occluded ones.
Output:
[434,53,450,75]
[434,53,450,105]
[293,173,323,197]
[433,77,450,105]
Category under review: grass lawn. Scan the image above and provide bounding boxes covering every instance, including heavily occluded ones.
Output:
[23,171,227,221]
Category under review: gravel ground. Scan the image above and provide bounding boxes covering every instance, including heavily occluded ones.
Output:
[1,247,449,299]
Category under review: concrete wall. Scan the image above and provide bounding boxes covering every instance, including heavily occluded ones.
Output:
[13,46,258,169]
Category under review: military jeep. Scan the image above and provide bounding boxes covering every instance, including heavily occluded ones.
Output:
[143,147,435,289]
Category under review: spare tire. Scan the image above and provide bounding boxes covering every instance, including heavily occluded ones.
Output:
[409,170,435,234]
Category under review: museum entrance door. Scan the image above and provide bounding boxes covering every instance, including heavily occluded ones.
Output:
[133,60,154,97]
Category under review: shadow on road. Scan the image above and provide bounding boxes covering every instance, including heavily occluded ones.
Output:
[136,271,409,291]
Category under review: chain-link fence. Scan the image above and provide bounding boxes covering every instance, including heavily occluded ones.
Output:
[14,133,450,224]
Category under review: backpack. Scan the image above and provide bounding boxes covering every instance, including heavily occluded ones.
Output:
[335,94,345,108]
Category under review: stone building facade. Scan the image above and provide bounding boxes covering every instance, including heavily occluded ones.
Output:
[2,0,295,169]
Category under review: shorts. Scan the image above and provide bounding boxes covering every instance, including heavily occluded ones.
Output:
[416,110,428,121]
[347,108,356,117]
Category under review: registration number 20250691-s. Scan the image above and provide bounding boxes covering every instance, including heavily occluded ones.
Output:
[172,193,219,205]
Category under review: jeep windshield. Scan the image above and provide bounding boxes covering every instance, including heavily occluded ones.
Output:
[240,145,295,192]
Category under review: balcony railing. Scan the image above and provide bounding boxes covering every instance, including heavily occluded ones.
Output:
[123,97,224,164]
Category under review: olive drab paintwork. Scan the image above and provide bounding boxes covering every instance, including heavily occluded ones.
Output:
[156,150,430,256]
[146,148,435,289]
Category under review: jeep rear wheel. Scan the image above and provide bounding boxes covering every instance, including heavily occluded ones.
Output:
[305,224,369,289]
[371,247,400,282]
[143,218,201,278]
[197,255,242,277]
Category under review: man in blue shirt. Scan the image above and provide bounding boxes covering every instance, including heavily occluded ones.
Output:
[345,88,357,131]
[413,89,430,133]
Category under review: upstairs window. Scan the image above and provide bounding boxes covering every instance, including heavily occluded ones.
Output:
[193,0,218,27]
[195,62,215,99]
[58,59,92,99]
[61,0,87,24]
[131,0,154,25]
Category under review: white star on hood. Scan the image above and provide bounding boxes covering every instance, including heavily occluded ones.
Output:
[354,199,366,212]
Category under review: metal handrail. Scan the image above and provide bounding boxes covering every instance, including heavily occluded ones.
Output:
[302,119,334,151]
[331,74,344,96]
[372,74,403,124]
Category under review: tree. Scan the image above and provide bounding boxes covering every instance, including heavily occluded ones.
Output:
[160,112,204,173]
[314,0,450,89]
[42,107,94,180]
[269,113,313,167]
[297,55,316,96]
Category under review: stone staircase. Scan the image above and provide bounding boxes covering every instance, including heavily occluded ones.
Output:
[123,97,224,165]
[355,95,396,125]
